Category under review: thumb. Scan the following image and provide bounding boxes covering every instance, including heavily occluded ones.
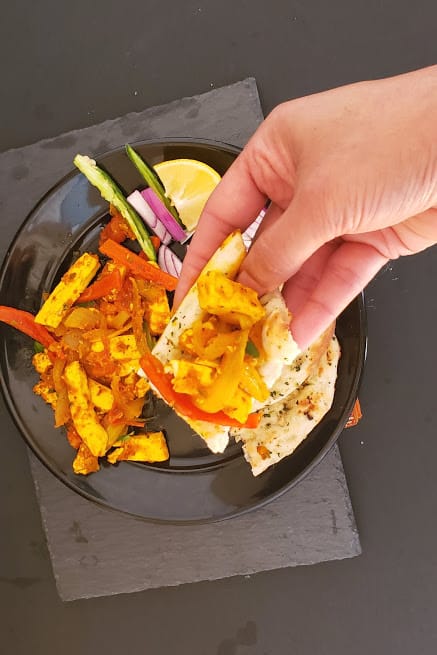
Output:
[174,148,266,307]
[237,190,333,294]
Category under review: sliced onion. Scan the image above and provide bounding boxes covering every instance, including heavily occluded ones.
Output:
[181,230,195,244]
[127,190,172,245]
[158,245,183,278]
[242,207,266,249]
[142,188,187,242]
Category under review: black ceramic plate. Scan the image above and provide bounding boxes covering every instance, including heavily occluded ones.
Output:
[0,139,366,523]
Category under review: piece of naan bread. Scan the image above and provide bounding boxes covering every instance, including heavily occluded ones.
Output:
[151,231,299,453]
[149,229,341,473]
[231,335,341,475]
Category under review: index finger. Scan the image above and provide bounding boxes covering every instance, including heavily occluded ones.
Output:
[174,149,266,306]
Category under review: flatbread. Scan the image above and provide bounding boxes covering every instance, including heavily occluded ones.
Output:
[151,231,299,453]
[254,322,335,411]
[149,230,340,472]
[231,336,341,475]
[151,232,247,453]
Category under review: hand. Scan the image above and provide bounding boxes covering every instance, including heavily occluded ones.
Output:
[175,66,437,349]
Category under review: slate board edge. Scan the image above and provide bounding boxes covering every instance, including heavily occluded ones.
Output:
[0,78,262,158]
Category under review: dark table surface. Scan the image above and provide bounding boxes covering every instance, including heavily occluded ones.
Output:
[1,2,437,653]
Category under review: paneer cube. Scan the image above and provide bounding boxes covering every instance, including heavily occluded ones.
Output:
[107,432,169,464]
[140,283,171,335]
[63,360,108,457]
[73,442,100,475]
[134,377,150,398]
[197,270,265,328]
[108,335,141,361]
[35,253,100,328]
[90,335,141,377]
[88,379,114,412]
[165,359,216,396]
[32,351,52,375]
[33,381,57,409]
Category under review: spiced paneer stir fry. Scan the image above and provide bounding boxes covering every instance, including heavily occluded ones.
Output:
[0,148,340,476]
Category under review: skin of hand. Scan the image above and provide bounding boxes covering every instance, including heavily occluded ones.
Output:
[175,65,437,350]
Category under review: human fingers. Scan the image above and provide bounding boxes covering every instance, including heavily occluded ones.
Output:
[282,240,340,314]
[290,241,388,349]
[236,190,333,295]
[174,150,266,306]
[344,207,437,258]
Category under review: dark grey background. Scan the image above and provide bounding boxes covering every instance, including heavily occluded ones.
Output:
[1,1,436,654]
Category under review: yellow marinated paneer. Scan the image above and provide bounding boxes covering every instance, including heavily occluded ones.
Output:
[164,359,216,396]
[197,270,265,329]
[107,335,141,360]
[90,335,142,377]
[33,381,57,409]
[138,282,171,335]
[134,376,150,398]
[107,432,169,464]
[63,360,108,457]
[88,379,114,412]
[35,253,100,328]
[73,442,100,475]
[32,351,52,375]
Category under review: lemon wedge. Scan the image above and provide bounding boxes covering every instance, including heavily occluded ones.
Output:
[154,158,221,232]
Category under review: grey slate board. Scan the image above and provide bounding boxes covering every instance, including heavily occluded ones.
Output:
[0,79,360,601]
[30,447,359,601]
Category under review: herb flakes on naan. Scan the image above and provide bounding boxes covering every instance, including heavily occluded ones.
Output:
[232,336,340,475]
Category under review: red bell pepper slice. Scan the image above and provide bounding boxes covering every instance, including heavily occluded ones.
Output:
[99,207,136,245]
[78,268,123,302]
[140,352,261,429]
[99,239,177,291]
[0,306,55,348]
